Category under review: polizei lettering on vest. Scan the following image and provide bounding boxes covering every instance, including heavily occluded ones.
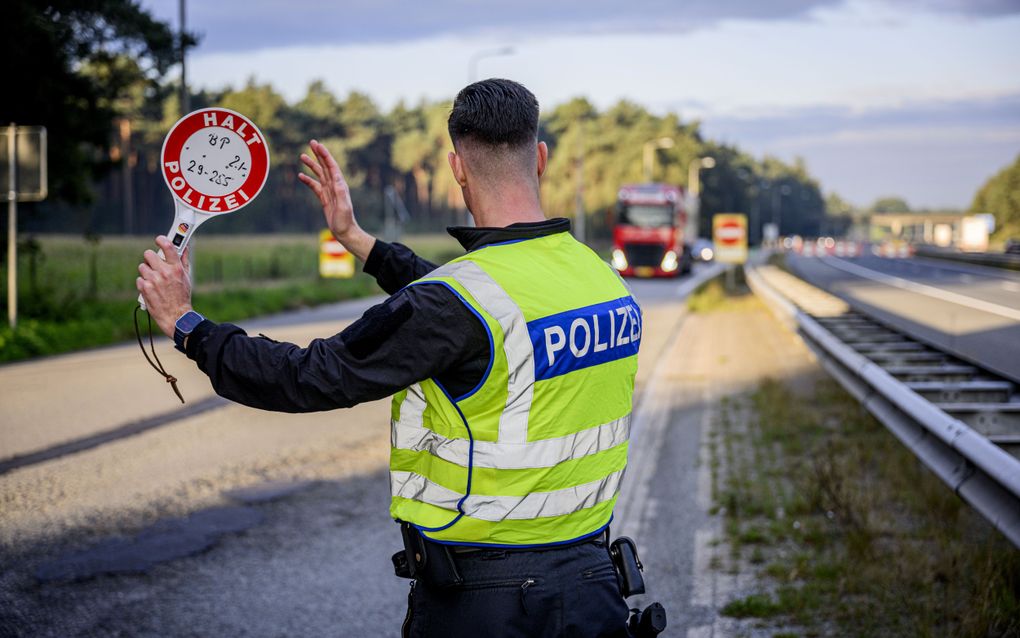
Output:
[530,296,641,381]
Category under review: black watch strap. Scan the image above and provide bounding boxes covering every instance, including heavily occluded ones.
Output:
[174,311,205,353]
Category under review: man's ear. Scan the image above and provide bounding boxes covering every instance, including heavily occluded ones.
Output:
[448,151,468,187]
[536,141,548,178]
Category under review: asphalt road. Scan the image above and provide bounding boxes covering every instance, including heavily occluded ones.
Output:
[787,252,1020,383]
[0,262,725,637]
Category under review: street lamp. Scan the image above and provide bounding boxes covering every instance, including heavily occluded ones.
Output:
[642,137,674,182]
[773,183,792,235]
[468,47,515,83]
[687,156,715,200]
[179,0,189,114]
[686,156,715,241]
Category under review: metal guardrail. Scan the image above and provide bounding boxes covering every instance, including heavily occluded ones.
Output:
[746,264,1020,548]
[914,245,1020,272]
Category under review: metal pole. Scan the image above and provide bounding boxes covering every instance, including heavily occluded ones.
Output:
[179,0,189,114]
[688,160,701,200]
[120,118,134,234]
[8,123,18,328]
[575,124,586,244]
[772,188,780,233]
[467,47,514,83]
[750,188,759,246]
[687,159,701,242]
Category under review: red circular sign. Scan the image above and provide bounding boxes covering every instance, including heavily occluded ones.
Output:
[717,221,743,246]
[160,108,270,215]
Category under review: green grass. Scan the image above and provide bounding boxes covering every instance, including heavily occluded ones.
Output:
[713,374,1020,636]
[686,267,755,314]
[721,593,787,619]
[0,232,463,363]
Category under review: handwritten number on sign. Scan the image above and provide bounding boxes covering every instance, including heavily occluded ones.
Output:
[209,170,234,187]
[186,160,205,175]
[208,133,230,149]
[227,155,248,172]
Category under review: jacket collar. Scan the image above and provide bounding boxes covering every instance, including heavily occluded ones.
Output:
[447,217,572,252]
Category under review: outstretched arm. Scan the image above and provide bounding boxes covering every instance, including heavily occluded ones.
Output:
[185,284,489,412]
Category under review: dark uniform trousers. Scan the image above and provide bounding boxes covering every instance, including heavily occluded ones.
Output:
[402,538,633,638]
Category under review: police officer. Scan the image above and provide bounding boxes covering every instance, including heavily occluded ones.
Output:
[137,79,643,637]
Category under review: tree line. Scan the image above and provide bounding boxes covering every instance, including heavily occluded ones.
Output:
[970,155,1020,240]
[22,78,837,243]
[7,0,839,243]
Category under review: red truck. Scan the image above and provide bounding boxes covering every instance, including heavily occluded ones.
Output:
[610,183,692,277]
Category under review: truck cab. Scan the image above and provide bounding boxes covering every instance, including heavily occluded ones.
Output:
[611,183,692,277]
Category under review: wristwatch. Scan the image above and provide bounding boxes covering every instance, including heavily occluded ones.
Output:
[173,310,206,353]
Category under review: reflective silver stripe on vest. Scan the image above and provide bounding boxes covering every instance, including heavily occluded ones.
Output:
[391,383,427,447]
[429,260,534,445]
[390,469,624,522]
[392,413,630,469]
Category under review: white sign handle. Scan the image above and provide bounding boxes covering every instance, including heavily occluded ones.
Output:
[138,200,207,310]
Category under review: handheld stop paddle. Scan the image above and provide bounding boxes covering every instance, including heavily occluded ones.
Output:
[135,108,270,401]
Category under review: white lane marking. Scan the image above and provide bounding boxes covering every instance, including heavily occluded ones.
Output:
[696,403,713,511]
[1003,281,1020,293]
[614,354,674,540]
[614,332,681,533]
[821,257,1020,322]
[686,624,712,638]
[691,528,716,607]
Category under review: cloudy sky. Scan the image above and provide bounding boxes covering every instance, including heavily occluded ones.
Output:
[143,0,1020,209]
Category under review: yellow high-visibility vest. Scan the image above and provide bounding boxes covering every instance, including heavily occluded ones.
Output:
[389,231,641,546]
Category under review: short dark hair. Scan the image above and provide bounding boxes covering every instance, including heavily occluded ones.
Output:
[448,79,539,149]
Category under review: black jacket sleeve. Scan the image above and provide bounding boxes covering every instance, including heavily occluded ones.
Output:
[185,283,489,413]
[363,240,440,294]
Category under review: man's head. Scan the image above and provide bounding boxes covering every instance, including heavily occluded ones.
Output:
[447,79,547,216]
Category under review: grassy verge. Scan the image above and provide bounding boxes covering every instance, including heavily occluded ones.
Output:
[687,266,756,314]
[713,374,1020,636]
[0,233,462,363]
[766,251,789,272]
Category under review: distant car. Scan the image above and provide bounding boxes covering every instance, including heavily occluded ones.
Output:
[1005,239,1020,255]
[692,239,714,261]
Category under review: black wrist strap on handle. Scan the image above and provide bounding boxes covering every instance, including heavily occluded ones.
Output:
[134,305,185,404]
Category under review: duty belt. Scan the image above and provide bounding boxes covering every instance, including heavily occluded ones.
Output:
[391,521,606,588]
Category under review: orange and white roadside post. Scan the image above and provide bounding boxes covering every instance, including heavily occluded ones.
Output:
[319,230,355,279]
[712,213,748,288]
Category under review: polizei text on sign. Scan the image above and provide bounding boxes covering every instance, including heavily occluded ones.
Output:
[160,108,270,216]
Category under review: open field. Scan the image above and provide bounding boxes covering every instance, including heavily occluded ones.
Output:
[0,233,462,363]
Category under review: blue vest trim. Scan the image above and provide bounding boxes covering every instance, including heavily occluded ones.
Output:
[529,296,642,382]
[469,236,540,252]
[409,378,475,533]
[405,280,495,403]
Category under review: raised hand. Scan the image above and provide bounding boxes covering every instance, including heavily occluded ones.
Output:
[298,140,375,261]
